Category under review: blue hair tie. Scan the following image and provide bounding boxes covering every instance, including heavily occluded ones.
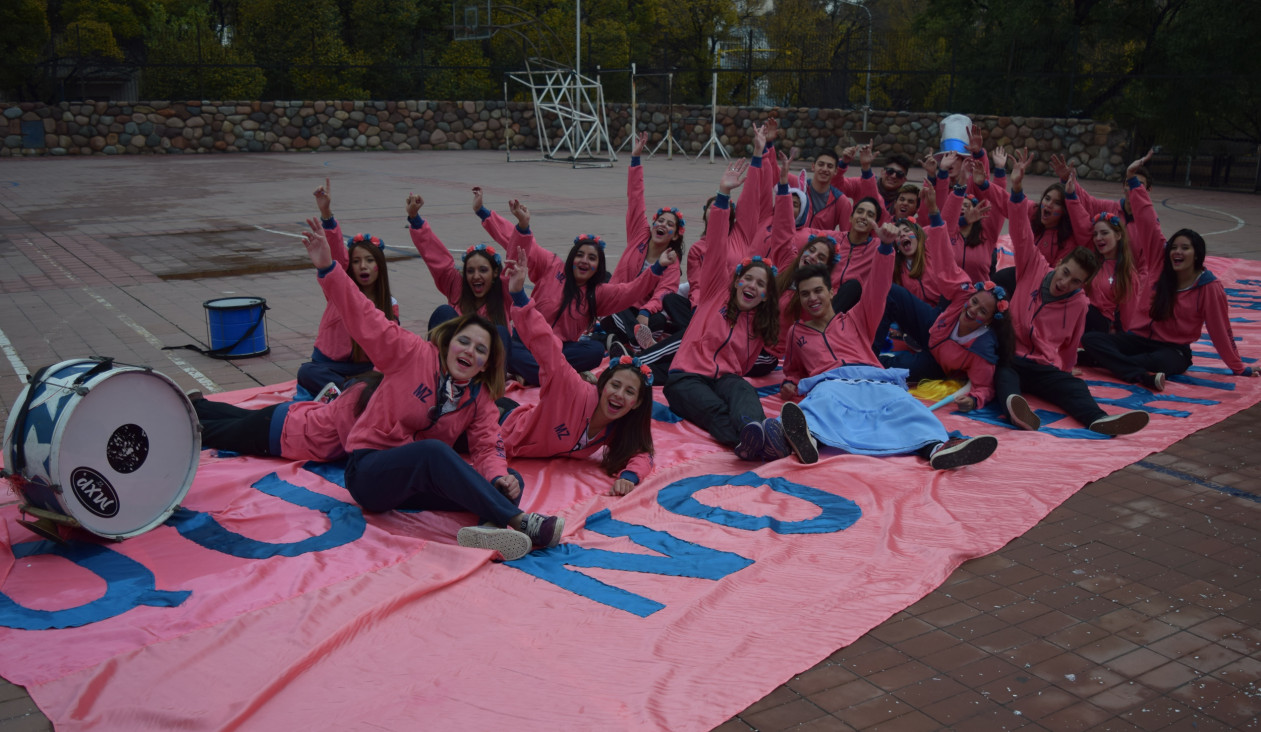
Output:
[654,207,687,237]
[608,354,653,386]
[351,233,384,249]
[735,255,778,278]
[573,234,606,250]
[462,243,502,268]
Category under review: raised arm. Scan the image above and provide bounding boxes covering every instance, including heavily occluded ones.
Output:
[625,132,651,249]
[405,193,462,303]
[314,178,350,269]
[472,186,516,247]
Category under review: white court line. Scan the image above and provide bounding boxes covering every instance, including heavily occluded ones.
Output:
[28,245,219,392]
[252,225,304,238]
[1167,203,1246,236]
[0,325,30,380]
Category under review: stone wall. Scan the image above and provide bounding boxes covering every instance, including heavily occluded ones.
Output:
[2,100,1132,180]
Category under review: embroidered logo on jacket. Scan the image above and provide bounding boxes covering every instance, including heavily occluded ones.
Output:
[413,383,433,402]
[554,424,570,439]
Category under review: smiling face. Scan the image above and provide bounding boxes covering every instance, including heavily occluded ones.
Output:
[797,275,833,322]
[350,247,380,289]
[812,155,837,188]
[1049,259,1089,297]
[963,290,998,325]
[445,324,492,381]
[1039,188,1065,227]
[798,240,832,268]
[650,212,679,245]
[733,265,770,311]
[598,368,644,422]
[1167,234,1197,275]
[463,252,497,298]
[881,164,907,192]
[1093,221,1120,259]
[569,243,602,285]
[850,200,879,235]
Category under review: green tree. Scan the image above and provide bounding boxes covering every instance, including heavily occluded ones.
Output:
[236,0,367,98]
[427,39,495,99]
[141,3,264,100]
[1,0,52,97]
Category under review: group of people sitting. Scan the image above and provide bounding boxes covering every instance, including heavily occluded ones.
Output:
[190,119,1256,561]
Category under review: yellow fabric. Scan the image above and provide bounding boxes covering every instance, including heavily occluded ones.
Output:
[909,378,965,401]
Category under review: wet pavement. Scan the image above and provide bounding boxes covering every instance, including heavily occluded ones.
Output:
[1,150,1259,731]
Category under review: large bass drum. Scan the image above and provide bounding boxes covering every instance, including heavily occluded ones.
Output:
[2,358,201,540]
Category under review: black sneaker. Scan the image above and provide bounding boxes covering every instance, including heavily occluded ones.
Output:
[929,435,998,470]
[779,402,819,464]
[519,512,565,548]
[1006,394,1040,431]
[1089,410,1149,436]
[734,421,767,461]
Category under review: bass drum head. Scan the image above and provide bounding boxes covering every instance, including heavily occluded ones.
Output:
[51,368,200,539]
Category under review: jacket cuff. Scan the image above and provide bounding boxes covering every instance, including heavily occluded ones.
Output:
[619,471,640,485]
[321,216,337,229]
[929,213,945,227]
[407,214,424,229]
[317,262,337,278]
[510,290,530,307]
[476,207,491,221]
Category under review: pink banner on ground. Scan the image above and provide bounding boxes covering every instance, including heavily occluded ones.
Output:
[2,258,1259,731]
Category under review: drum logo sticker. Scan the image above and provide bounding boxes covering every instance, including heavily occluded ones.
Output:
[107,423,149,473]
[70,467,120,518]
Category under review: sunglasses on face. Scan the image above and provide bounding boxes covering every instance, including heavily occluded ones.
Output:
[884,168,907,178]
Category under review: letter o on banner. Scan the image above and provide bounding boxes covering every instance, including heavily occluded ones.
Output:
[656,471,861,534]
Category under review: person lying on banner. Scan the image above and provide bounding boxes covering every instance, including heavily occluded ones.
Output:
[499,260,655,497]
[298,218,564,563]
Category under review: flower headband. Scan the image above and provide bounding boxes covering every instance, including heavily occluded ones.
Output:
[462,243,502,268]
[655,207,687,238]
[974,281,1010,319]
[608,354,653,386]
[735,255,778,278]
[806,235,842,264]
[573,234,606,250]
[350,233,384,249]
[1092,212,1122,228]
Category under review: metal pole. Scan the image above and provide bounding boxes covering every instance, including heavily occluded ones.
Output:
[667,73,674,160]
[835,0,872,132]
[575,0,581,77]
[710,71,718,163]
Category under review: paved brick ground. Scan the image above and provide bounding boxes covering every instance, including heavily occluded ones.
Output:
[1,151,1258,731]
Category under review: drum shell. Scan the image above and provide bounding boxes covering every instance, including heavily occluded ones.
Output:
[204,296,269,357]
[2,359,201,540]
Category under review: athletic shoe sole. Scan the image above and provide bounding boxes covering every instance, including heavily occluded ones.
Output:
[930,435,998,470]
[457,526,532,561]
[735,421,766,461]
[1006,394,1041,431]
[780,402,819,464]
[761,418,791,461]
[634,324,656,350]
[1089,410,1150,436]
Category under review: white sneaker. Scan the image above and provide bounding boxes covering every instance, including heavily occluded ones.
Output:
[457,525,532,561]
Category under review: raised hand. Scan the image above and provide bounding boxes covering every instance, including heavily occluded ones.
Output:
[764,116,780,143]
[719,158,750,194]
[940,151,959,178]
[967,156,987,186]
[966,126,984,155]
[965,200,993,225]
[1064,167,1077,196]
[505,259,527,293]
[657,248,679,268]
[876,222,901,244]
[406,192,423,218]
[508,198,530,229]
[1049,153,1071,182]
[632,131,648,157]
[1126,147,1155,179]
[471,186,484,213]
[314,177,332,219]
[992,145,1008,171]
[301,217,333,270]
[920,152,939,178]
[840,145,857,165]
[922,179,938,214]
[1010,148,1031,192]
[778,148,796,185]
[858,143,874,169]
[753,122,767,153]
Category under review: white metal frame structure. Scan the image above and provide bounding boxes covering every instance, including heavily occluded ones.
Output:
[504,58,615,168]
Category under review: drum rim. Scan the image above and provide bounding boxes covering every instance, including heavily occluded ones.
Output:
[203,296,267,310]
[8,359,201,539]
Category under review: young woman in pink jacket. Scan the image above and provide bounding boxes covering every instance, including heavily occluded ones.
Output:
[601,131,687,350]
[297,179,399,395]
[879,183,1014,415]
[407,188,510,332]
[501,262,655,496]
[1081,228,1258,390]
[662,159,782,456]
[996,151,1148,436]
[298,220,565,562]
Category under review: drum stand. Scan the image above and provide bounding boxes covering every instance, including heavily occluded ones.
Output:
[17,504,80,544]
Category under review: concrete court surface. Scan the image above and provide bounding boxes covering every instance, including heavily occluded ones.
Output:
[0,149,1259,731]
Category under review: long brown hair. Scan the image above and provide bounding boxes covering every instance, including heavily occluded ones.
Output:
[1091,213,1135,305]
[775,235,838,294]
[892,218,928,282]
[428,313,506,400]
[724,260,781,345]
[458,247,508,328]
[347,237,396,363]
[595,364,654,476]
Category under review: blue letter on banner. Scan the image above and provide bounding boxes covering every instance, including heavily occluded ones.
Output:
[657,471,862,534]
[506,509,754,617]
[0,541,189,630]
[166,472,365,558]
